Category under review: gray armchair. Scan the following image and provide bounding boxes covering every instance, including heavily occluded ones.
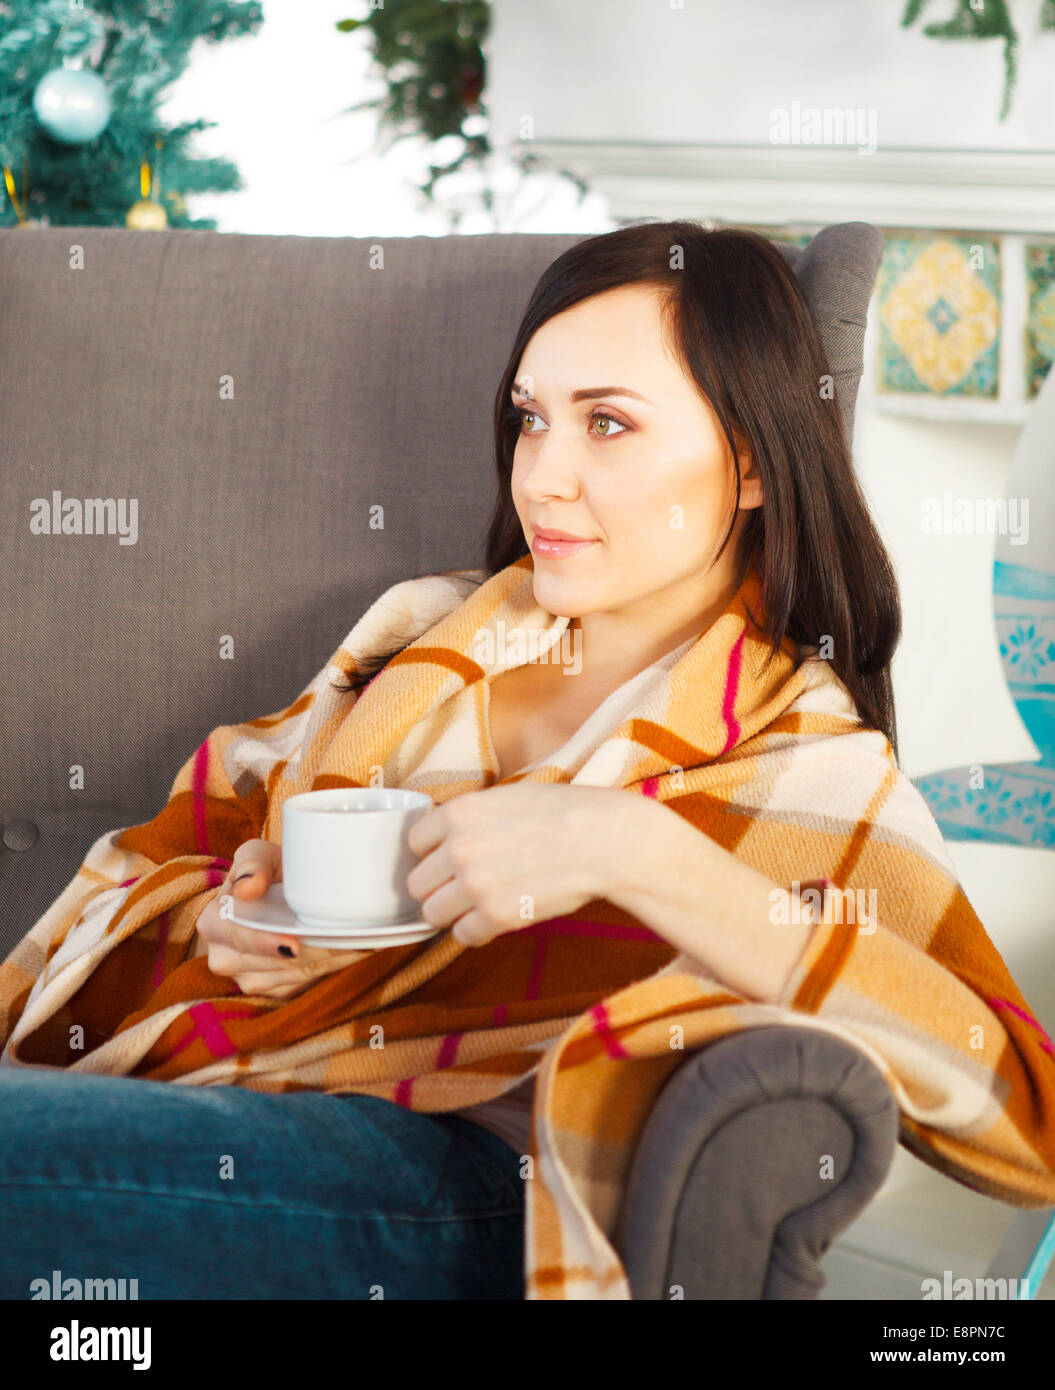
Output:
[0,218,896,1299]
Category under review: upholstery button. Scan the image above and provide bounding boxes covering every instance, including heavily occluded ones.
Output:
[3,819,39,851]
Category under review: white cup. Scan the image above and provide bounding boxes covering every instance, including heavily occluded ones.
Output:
[281,788,432,927]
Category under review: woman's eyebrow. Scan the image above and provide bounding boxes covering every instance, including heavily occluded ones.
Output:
[511,382,656,406]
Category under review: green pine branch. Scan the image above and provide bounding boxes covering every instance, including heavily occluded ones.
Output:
[900,0,1025,121]
[336,0,588,229]
[0,0,265,228]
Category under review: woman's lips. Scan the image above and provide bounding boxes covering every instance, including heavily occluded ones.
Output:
[531,534,599,558]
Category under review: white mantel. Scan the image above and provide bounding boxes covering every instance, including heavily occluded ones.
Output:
[503,142,1055,234]
[510,142,1055,234]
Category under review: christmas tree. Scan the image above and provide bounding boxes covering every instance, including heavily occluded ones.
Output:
[0,0,264,229]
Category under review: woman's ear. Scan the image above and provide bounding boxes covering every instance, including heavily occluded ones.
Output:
[736,444,763,511]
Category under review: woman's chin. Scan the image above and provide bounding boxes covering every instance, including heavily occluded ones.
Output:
[531,578,593,620]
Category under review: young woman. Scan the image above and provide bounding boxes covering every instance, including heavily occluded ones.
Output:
[196,219,900,1002]
[3,222,1048,1303]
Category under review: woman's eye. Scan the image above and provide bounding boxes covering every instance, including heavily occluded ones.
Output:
[515,407,627,437]
[589,411,627,437]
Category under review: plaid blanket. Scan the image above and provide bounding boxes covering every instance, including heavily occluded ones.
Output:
[2,555,1054,1299]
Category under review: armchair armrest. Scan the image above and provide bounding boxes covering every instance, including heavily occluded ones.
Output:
[612,1025,899,1299]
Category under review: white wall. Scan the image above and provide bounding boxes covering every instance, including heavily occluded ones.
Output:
[488,0,1055,151]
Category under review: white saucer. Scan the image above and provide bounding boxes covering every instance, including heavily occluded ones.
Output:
[227,883,442,949]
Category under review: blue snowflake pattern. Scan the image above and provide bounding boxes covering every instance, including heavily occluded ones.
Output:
[999,622,1055,681]
[962,776,1013,828]
[1012,787,1055,845]
[922,775,962,814]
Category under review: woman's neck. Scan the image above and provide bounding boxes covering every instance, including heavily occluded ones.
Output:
[565,572,742,686]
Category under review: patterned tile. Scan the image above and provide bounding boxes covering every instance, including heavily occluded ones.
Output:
[1026,242,1055,399]
[877,232,1000,397]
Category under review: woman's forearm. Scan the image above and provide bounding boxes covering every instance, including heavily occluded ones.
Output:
[597,793,817,1004]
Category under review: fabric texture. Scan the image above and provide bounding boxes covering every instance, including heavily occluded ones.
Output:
[2,554,1054,1301]
[0,1068,525,1300]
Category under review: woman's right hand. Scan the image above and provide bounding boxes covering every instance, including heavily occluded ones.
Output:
[191,838,372,999]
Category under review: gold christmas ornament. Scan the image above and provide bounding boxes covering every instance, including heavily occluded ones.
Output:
[125,152,169,229]
[125,198,168,229]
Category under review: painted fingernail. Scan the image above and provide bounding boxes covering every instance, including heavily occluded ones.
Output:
[278,945,294,958]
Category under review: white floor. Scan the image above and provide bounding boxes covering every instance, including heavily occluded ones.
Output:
[818,839,1055,1301]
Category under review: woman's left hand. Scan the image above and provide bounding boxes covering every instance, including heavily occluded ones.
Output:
[405,783,630,947]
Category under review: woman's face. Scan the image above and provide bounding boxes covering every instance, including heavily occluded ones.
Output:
[510,283,763,631]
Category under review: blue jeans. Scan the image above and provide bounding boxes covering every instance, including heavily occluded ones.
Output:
[0,1066,525,1300]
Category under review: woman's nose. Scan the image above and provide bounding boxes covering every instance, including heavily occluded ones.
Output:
[519,441,582,500]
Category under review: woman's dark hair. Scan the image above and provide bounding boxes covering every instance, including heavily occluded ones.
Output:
[359,220,902,761]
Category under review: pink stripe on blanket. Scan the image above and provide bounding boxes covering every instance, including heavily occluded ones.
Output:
[192,741,211,854]
[394,1034,464,1110]
[168,1002,259,1060]
[989,998,1055,1056]
[590,1001,630,1059]
[720,630,745,754]
[436,1032,462,1069]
